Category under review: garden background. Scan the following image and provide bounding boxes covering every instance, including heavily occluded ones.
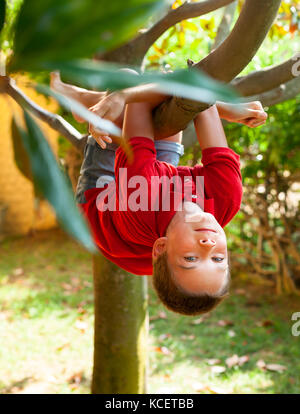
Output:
[0,0,299,394]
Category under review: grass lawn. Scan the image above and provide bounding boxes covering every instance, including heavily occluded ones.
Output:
[0,228,299,394]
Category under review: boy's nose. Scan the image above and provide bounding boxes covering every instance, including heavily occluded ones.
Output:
[199,238,216,247]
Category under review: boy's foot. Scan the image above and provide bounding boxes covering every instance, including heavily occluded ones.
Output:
[50,72,106,123]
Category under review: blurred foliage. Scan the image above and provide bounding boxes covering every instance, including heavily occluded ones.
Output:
[9,0,168,71]
[145,0,300,71]
[42,60,237,103]
[0,0,22,58]
[14,110,96,252]
[11,117,34,184]
[0,0,5,33]
[225,97,300,293]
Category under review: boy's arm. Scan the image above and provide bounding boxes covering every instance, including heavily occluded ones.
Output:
[121,83,168,107]
[192,105,242,227]
[89,85,267,128]
[51,70,267,143]
[216,100,268,128]
[193,101,268,148]
[114,102,157,184]
[193,104,228,150]
[51,70,267,130]
[88,84,167,143]
[89,84,166,125]
[90,86,267,140]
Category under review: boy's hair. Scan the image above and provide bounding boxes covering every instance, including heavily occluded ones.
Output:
[152,252,230,316]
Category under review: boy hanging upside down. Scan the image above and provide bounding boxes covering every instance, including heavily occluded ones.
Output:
[51,72,268,316]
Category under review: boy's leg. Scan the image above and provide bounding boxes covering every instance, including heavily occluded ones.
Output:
[75,136,118,203]
[122,102,154,142]
[75,136,184,204]
[122,102,184,165]
[154,132,184,165]
[76,102,154,203]
[50,72,106,123]
[76,101,184,203]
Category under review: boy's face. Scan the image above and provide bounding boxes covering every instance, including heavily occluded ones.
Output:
[156,202,228,295]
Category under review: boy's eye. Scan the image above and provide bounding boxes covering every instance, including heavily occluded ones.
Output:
[184,257,197,262]
[212,257,224,262]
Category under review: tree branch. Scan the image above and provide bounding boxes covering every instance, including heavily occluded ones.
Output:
[242,76,300,107]
[212,0,237,49]
[193,0,281,81]
[0,76,87,152]
[162,75,300,148]
[152,0,282,138]
[97,0,236,65]
[232,55,300,96]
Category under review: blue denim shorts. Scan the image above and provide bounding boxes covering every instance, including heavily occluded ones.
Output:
[75,135,184,203]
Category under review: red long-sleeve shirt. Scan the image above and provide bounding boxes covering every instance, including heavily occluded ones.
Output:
[79,137,242,275]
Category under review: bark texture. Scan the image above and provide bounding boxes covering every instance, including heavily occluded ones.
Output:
[92,255,148,394]
[0,75,87,152]
[232,55,300,96]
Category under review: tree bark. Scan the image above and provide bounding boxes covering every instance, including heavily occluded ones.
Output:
[152,0,282,138]
[92,255,148,394]
[232,55,299,96]
[0,75,87,152]
[194,0,281,82]
[243,76,300,107]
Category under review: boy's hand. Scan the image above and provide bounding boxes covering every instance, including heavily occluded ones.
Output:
[217,101,268,128]
[88,91,126,148]
[49,72,117,148]
[89,91,126,123]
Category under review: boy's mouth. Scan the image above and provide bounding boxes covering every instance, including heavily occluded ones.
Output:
[195,228,217,233]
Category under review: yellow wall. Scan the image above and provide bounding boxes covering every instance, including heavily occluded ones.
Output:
[0,74,59,238]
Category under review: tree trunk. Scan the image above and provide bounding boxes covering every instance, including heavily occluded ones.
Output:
[92,254,148,394]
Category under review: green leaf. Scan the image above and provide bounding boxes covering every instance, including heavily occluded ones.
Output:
[14,110,97,253]
[10,0,168,71]
[0,0,5,34]
[11,117,33,182]
[11,118,44,200]
[35,83,121,137]
[44,60,239,104]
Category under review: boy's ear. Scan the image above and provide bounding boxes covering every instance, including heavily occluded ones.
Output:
[152,237,168,260]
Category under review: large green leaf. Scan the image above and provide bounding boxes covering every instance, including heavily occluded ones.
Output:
[0,0,5,34]
[11,117,33,182]
[14,110,97,253]
[11,117,44,200]
[10,0,168,71]
[44,60,239,105]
